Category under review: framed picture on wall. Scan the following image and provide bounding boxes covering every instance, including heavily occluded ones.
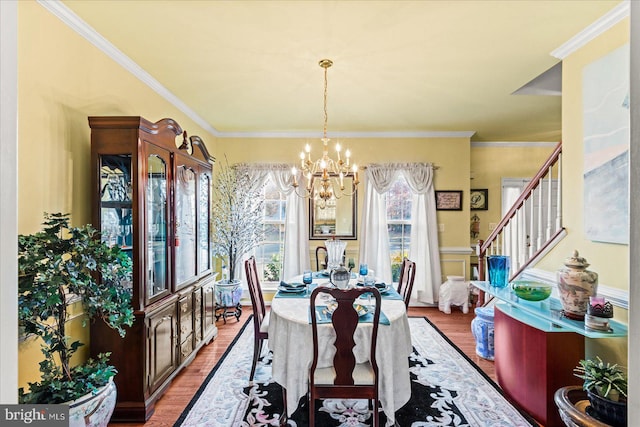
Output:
[470,189,488,210]
[435,190,463,211]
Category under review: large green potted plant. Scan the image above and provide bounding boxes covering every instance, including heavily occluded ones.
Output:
[574,356,627,426]
[211,159,265,283]
[18,213,133,426]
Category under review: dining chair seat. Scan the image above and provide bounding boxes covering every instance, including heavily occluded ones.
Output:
[314,362,376,385]
[259,311,270,333]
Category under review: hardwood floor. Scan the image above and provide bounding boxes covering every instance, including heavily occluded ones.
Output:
[109,306,505,427]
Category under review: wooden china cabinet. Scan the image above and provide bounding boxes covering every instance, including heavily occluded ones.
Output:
[89,116,217,422]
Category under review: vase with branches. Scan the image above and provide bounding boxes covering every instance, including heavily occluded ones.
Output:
[212,159,265,282]
[18,212,133,406]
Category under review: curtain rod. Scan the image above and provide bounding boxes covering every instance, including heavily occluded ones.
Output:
[361,163,440,170]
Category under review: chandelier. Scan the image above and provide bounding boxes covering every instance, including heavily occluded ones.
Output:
[291,59,359,207]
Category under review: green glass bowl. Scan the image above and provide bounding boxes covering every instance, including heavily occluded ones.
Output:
[511,280,552,301]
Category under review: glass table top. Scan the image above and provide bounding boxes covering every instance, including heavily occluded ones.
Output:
[472,281,627,338]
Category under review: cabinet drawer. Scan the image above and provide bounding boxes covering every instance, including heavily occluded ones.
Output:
[178,296,194,342]
[180,334,194,362]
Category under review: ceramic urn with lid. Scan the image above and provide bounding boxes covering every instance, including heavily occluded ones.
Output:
[556,250,598,320]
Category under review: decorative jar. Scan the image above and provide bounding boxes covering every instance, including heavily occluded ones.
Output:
[556,250,598,320]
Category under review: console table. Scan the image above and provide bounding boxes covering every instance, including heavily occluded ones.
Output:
[472,281,627,427]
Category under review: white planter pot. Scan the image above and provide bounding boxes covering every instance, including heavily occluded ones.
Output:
[67,378,117,427]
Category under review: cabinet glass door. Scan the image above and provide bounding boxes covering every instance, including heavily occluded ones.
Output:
[147,153,169,299]
[198,173,211,274]
[99,154,133,291]
[175,164,197,286]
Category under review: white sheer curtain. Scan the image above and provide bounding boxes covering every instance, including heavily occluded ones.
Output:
[358,164,399,284]
[359,162,441,304]
[403,163,441,304]
[234,163,310,284]
[270,167,310,279]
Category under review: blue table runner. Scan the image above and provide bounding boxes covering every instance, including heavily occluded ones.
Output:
[274,283,403,301]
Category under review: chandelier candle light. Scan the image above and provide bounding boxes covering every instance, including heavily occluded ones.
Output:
[291,59,359,206]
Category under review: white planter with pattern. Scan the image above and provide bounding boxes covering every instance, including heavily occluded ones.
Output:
[67,378,117,427]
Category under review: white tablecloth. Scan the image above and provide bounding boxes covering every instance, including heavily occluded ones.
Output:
[267,276,412,426]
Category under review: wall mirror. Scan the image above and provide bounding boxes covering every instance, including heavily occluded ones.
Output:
[309,174,357,240]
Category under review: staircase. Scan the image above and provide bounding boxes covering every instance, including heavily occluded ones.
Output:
[476,142,565,306]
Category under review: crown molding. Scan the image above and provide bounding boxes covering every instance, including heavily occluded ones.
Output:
[471,141,558,148]
[551,0,629,60]
[37,0,220,137]
[35,1,479,141]
[218,130,476,139]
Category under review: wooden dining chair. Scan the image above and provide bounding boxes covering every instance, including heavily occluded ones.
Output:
[315,246,328,271]
[396,257,416,309]
[309,286,382,427]
[315,245,346,271]
[245,256,269,384]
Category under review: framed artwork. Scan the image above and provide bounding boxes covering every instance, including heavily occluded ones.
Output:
[435,190,463,211]
[470,189,488,210]
[583,45,629,244]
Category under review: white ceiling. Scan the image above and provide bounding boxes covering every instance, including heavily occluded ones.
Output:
[62,0,624,142]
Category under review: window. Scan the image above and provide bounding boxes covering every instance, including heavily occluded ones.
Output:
[385,175,412,282]
[254,177,286,283]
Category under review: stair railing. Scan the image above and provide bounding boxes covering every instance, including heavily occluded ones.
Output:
[476,142,564,306]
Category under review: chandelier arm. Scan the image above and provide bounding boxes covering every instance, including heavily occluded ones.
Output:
[293,186,313,199]
[330,176,357,198]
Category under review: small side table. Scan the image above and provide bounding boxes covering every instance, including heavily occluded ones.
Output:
[214,281,242,323]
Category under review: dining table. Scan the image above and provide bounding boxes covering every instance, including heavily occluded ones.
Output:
[267,272,413,426]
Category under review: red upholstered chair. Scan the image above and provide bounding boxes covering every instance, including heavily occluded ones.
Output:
[308,286,381,427]
[396,257,416,309]
[245,256,269,383]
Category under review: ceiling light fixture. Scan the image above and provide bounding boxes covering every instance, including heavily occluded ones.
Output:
[291,59,358,208]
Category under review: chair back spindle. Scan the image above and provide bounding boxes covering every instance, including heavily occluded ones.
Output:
[397,258,416,309]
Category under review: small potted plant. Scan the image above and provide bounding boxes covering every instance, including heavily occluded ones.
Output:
[18,213,133,426]
[573,356,627,426]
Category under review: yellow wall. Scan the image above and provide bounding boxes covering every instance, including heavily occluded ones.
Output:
[219,136,472,270]
[536,20,630,294]
[18,2,217,233]
[17,2,217,389]
[19,0,622,392]
[534,19,630,364]
[470,144,558,244]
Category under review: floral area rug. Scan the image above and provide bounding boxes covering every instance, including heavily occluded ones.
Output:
[174,316,537,427]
